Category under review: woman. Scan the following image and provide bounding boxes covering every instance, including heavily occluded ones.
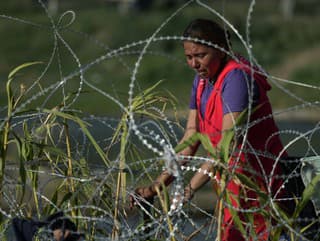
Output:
[130,18,286,240]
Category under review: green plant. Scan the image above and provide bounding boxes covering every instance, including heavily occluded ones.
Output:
[0,63,114,238]
[106,79,177,240]
[1,62,42,216]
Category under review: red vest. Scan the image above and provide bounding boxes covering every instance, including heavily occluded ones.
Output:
[197,57,286,197]
[196,58,286,240]
[196,59,285,158]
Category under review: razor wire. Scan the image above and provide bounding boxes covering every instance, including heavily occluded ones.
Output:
[0,0,320,240]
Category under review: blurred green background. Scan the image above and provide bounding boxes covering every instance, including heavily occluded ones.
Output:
[0,0,319,118]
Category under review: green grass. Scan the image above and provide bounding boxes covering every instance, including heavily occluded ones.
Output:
[291,62,320,86]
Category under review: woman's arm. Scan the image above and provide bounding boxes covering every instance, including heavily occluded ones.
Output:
[185,112,241,199]
[130,109,200,208]
[151,109,200,189]
[151,109,200,185]
[178,109,200,156]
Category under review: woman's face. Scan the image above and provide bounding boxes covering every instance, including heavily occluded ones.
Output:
[183,41,225,79]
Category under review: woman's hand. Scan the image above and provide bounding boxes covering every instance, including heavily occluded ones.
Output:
[184,184,195,201]
[129,186,156,209]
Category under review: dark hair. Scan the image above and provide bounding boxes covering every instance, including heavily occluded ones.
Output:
[183,18,231,51]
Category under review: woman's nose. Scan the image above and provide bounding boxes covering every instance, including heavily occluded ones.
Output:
[190,58,199,69]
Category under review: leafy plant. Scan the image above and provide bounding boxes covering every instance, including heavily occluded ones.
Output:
[0,63,114,238]
[107,79,177,239]
[1,62,42,219]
